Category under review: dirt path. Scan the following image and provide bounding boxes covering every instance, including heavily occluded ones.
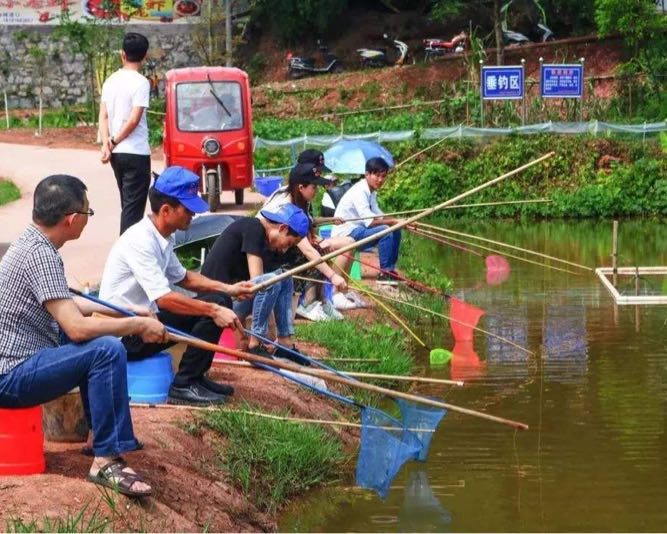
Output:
[0,142,265,287]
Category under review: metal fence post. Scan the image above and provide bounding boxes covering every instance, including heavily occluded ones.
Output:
[521,58,526,126]
[538,57,544,124]
[479,60,484,128]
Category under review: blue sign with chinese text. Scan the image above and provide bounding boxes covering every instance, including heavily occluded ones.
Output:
[540,64,584,98]
[481,66,524,100]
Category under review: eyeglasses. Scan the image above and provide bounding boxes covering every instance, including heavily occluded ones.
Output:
[67,208,95,217]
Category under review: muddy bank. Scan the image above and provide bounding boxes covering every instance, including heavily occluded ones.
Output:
[0,357,360,532]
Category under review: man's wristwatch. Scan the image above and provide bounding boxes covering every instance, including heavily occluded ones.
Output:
[110,136,117,146]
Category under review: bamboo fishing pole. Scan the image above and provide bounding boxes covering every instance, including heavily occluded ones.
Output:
[414,221,594,272]
[412,227,582,275]
[129,403,436,433]
[294,275,532,356]
[340,270,427,348]
[168,332,529,430]
[351,281,534,356]
[252,152,555,293]
[317,199,552,224]
[408,227,484,257]
[213,359,465,386]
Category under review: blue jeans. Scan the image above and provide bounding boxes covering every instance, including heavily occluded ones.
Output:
[233,270,294,338]
[349,225,402,270]
[0,337,139,457]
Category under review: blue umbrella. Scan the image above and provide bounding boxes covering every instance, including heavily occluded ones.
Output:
[323,140,395,174]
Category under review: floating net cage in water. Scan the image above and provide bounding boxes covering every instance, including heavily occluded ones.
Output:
[356,402,447,499]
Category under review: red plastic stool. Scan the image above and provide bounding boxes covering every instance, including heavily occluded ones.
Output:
[0,406,45,475]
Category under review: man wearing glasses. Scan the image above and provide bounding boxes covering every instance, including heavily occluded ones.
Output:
[0,174,165,497]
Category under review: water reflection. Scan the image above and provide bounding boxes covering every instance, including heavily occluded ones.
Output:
[450,341,485,381]
[542,303,588,384]
[399,469,452,532]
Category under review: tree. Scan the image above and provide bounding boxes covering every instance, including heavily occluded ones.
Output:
[253,0,349,44]
[52,12,123,124]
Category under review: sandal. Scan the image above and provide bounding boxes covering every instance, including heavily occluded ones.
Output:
[87,457,152,498]
[81,440,144,457]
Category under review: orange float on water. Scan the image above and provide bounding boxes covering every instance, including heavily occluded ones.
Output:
[0,405,45,475]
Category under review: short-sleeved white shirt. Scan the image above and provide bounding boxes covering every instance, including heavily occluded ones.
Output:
[99,216,187,312]
[331,179,383,237]
[101,68,150,156]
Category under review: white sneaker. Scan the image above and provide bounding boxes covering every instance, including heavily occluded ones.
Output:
[296,301,330,321]
[332,292,357,310]
[346,291,368,308]
[322,299,344,320]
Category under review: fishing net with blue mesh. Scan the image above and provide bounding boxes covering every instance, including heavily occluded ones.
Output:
[397,399,447,461]
[355,406,422,499]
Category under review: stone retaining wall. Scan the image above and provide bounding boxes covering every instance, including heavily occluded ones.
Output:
[0,24,198,109]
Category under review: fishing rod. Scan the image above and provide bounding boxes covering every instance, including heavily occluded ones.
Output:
[251,152,555,293]
[408,227,484,257]
[293,275,532,356]
[412,227,582,276]
[414,221,594,272]
[213,359,464,387]
[71,290,528,430]
[317,199,552,225]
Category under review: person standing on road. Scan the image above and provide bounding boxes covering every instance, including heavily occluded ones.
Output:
[99,32,152,235]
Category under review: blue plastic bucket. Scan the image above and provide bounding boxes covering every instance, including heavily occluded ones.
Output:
[254,176,283,197]
[127,352,174,404]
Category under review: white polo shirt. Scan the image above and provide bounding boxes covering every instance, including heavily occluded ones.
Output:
[331,179,383,237]
[99,216,187,312]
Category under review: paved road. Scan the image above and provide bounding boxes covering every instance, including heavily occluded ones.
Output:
[0,143,264,287]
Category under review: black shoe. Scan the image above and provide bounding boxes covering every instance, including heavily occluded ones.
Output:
[273,344,311,366]
[247,344,275,359]
[167,382,227,406]
[198,376,234,397]
[377,272,399,285]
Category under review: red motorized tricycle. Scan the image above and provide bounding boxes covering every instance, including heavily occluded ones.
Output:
[164,67,253,211]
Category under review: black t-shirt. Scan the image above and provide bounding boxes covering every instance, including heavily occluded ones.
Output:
[201,217,268,283]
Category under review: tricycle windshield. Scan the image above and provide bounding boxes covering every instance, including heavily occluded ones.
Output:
[176,81,244,132]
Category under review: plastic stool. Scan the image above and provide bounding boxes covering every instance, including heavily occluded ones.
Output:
[0,406,45,475]
[127,352,174,404]
[214,328,239,362]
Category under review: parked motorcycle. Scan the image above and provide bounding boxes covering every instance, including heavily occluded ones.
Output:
[286,40,343,79]
[423,31,467,61]
[356,34,411,68]
[503,23,554,45]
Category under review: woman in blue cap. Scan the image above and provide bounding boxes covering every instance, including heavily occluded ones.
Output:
[200,203,311,359]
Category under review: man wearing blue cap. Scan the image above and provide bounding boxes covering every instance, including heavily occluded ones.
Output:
[100,166,253,406]
[201,203,309,358]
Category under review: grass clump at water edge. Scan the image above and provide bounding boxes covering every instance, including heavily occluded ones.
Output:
[0,179,20,206]
[203,407,350,513]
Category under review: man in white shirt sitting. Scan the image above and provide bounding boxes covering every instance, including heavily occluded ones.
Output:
[99,166,253,406]
[331,157,403,293]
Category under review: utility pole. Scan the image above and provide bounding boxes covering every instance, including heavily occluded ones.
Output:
[225,0,232,67]
[493,0,504,65]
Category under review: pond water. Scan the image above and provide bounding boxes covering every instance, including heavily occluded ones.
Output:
[279,219,667,532]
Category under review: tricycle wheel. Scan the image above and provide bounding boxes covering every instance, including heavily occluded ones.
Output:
[234,188,244,205]
[206,172,220,212]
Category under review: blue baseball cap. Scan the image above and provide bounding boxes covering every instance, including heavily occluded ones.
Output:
[260,203,309,238]
[154,166,208,214]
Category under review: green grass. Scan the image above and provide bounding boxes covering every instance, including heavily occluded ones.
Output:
[295,319,414,377]
[203,406,349,513]
[0,179,20,206]
[6,502,109,533]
